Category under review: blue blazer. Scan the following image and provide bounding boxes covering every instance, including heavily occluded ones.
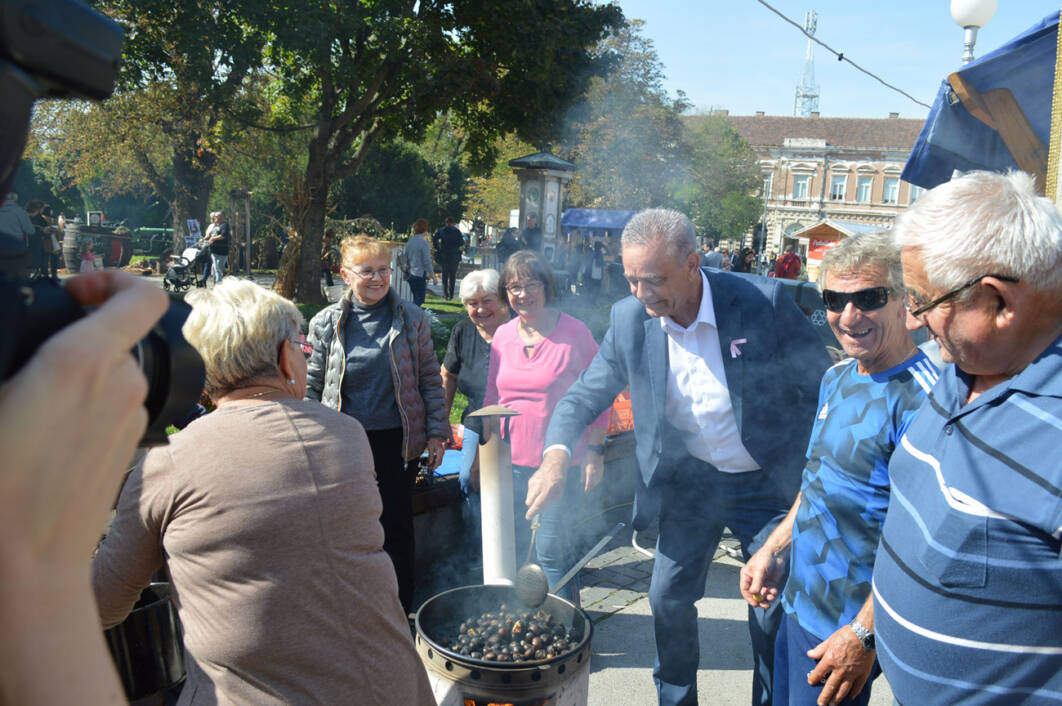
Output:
[544,268,831,529]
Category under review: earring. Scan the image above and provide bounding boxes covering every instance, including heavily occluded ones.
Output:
[287,379,296,385]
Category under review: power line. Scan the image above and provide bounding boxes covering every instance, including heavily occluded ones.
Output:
[755,0,933,110]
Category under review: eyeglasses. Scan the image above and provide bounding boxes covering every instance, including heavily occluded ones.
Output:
[821,286,891,313]
[904,273,1019,318]
[506,281,544,296]
[350,267,392,280]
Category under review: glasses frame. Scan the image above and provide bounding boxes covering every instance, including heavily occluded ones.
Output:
[905,273,1019,318]
[349,266,393,281]
[505,280,544,297]
[821,286,892,314]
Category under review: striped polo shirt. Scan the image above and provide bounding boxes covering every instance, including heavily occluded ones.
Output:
[783,352,938,641]
[872,336,1062,705]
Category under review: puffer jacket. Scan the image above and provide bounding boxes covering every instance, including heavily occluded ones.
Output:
[305,289,449,461]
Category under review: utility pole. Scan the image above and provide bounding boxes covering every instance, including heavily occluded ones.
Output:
[794,10,820,117]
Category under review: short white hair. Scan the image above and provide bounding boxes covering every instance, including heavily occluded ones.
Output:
[894,170,1062,293]
[818,231,901,291]
[182,279,304,395]
[459,268,501,302]
[622,208,697,261]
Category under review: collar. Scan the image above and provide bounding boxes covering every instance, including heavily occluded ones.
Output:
[660,269,714,334]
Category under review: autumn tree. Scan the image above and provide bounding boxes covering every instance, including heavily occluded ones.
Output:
[252,0,623,305]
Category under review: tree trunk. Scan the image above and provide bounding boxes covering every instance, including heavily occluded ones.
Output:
[170,139,215,253]
[289,140,330,307]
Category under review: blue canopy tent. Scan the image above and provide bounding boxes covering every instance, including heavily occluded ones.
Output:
[560,209,637,233]
[901,12,1058,192]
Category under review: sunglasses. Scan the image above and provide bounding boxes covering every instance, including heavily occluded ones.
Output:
[821,286,891,313]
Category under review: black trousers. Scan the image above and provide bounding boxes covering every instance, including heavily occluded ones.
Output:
[365,427,418,615]
[440,260,459,299]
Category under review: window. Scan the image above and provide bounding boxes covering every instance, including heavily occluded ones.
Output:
[856,177,872,203]
[829,175,847,200]
[883,178,899,204]
[909,185,925,204]
[792,175,811,199]
[763,173,774,198]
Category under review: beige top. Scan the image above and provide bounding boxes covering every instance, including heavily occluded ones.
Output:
[93,398,434,705]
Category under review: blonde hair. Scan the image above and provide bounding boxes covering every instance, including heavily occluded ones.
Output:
[182,279,304,396]
[341,234,393,268]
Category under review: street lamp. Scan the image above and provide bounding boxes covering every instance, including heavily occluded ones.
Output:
[950,0,997,64]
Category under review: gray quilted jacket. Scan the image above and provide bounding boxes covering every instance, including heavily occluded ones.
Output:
[305,289,449,460]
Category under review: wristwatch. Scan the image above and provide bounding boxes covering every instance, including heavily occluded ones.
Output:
[587,444,605,455]
[849,619,875,651]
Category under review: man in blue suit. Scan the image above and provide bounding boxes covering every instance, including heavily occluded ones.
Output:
[527,209,830,706]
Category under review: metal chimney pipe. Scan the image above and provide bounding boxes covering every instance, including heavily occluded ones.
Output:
[466,405,520,586]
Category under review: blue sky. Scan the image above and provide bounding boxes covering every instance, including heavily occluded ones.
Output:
[616,0,1060,119]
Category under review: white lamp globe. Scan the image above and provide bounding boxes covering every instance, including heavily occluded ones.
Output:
[950,0,997,28]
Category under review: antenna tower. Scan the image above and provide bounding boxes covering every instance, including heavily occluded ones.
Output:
[794,10,820,117]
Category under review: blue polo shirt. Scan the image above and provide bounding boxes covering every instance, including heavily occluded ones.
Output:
[872,334,1062,705]
[783,352,938,640]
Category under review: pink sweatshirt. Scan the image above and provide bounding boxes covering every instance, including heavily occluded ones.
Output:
[484,312,609,467]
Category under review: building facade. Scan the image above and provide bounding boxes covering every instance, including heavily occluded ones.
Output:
[723,112,925,259]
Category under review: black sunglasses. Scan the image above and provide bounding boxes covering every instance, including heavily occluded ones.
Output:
[821,286,891,313]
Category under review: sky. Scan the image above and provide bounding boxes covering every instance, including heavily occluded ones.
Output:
[616,0,1061,120]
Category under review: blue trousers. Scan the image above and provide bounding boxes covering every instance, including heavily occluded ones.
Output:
[774,613,880,705]
[512,464,583,604]
[650,462,794,706]
[407,275,427,306]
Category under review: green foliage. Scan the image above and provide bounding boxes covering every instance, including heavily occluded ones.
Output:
[677,115,763,241]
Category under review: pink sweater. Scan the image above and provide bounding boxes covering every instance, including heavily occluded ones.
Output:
[484,312,608,467]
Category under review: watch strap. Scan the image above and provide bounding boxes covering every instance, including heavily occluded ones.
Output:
[849,619,875,651]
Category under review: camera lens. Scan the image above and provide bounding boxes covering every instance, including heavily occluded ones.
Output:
[135,301,206,446]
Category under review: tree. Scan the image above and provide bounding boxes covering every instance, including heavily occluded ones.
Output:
[30,1,266,250]
[464,134,534,228]
[677,114,762,242]
[559,20,689,210]
[254,0,623,304]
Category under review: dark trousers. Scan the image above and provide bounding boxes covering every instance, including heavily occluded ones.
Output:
[407,275,427,306]
[365,427,418,615]
[322,267,334,287]
[774,614,880,705]
[649,461,794,706]
[440,260,459,299]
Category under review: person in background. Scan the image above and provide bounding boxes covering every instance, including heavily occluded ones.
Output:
[93,279,433,704]
[700,239,723,268]
[731,247,757,274]
[775,244,803,280]
[205,210,229,284]
[25,199,50,280]
[521,214,543,252]
[740,231,939,706]
[433,216,465,300]
[306,235,449,614]
[0,192,34,247]
[483,250,608,604]
[404,219,434,306]
[1,272,168,705]
[533,208,830,706]
[196,211,218,287]
[441,268,511,527]
[873,170,1062,705]
[496,227,521,267]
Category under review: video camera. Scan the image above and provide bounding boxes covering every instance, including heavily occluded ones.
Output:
[0,0,205,446]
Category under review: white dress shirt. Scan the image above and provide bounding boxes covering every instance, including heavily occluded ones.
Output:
[661,270,759,473]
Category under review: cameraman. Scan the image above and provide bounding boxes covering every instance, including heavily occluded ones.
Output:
[0,271,168,703]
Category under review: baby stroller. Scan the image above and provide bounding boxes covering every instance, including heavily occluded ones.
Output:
[162,243,207,292]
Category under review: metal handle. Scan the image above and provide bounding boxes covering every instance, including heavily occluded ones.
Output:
[549,522,625,595]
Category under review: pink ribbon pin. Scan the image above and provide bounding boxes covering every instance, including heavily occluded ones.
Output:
[730,338,747,358]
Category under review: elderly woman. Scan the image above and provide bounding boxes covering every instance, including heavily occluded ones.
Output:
[483,250,608,603]
[740,231,938,705]
[306,234,448,614]
[92,279,433,704]
[441,268,511,513]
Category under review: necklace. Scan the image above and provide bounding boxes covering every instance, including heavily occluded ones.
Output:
[243,388,283,400]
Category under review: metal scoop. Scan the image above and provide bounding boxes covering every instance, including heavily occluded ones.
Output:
[514,514,548,607]
[515,521,626,608]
